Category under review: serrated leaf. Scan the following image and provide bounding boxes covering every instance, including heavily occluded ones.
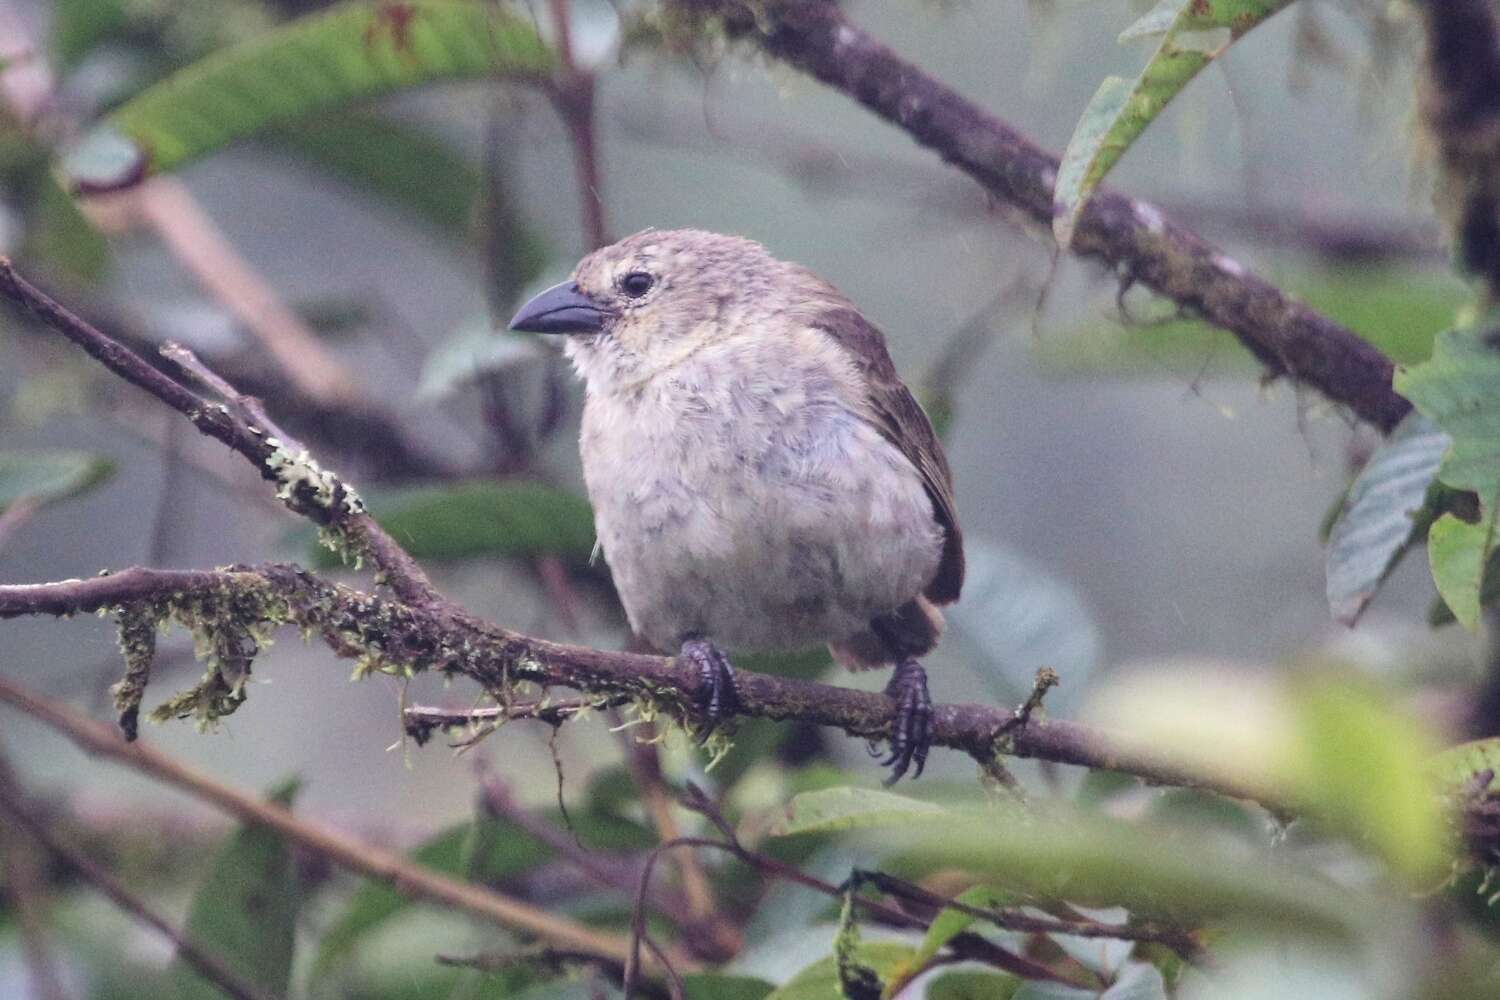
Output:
[767,787,951,838]
[310,480,595,567]
[0,450,114,514]
[168,779,300,999]
[926,970,1022,1000]
[1052,0,1295,248]
[1325,413,1448,626]
[766,942,919,1000]
[1396,324,1500,633]
[61,1,554,190]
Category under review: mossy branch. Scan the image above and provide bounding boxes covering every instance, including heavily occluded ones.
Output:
[670,0,1410,433]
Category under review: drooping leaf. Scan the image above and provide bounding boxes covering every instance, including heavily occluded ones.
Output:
[1052,0,1296,247]
[0,450,114,514]
[167,779,301,999]
[765,942,918,1000]
[265,111,482,236]
[62,1,554,190]
[310,480,596,567]
[1396,324,1500,632]
[767,786,952,838]
[1325,412,1448,626]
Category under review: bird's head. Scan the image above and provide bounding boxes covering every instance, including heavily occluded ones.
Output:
[509,228,844,389]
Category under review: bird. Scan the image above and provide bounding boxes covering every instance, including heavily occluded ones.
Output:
[509,229,964,781]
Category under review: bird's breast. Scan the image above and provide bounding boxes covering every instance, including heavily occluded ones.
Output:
[577,347,943,653]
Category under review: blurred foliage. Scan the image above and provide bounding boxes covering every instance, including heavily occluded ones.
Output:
[308,480,597,567]
[63,1,554,190]
[1036,265,1466,376]
[168,780,301,999]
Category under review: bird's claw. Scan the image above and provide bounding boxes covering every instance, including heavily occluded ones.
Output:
[881,660,931,784]
[679,637,739,744]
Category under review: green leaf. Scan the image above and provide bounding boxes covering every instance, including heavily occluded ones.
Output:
[0,450,114,514]
[1053,0,1295,247]
[885,886,1018,998]
[313,816,553,976]
[266,111,481,236]
[926,971,1022,1000]
[51,0,129,69]
[311,480,596,567]
[62,1,554,189]
[765,942,919,1000]
[1100,963,1167,1000]
[684,973,776,1000]
[767,786,952,838]
[1325,413,1448,626]
[1396,324,1500,632]
[168,779,301,999]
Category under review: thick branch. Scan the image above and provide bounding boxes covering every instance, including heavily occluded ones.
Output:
[0,565,1273,808]
[686,0,1409,433]
[0,259,440,608]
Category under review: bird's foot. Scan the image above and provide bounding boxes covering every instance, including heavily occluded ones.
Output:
[881,659,932,784]
[678,637,740,744]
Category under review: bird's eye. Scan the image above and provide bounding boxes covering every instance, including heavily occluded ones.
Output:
[620,271,654,298]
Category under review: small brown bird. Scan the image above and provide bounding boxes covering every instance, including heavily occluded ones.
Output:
[510,229,963,780]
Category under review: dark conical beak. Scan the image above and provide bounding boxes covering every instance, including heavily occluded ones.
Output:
[509,281,612,335]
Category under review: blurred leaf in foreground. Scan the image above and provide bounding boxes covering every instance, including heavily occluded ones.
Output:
[168,779,301,1000]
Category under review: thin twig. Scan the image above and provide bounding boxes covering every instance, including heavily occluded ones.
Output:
[0,752,71,1000]
[0,674,659,975]
[0,746,271,1000]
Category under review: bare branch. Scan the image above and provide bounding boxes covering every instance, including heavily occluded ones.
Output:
[679,0,1411,433]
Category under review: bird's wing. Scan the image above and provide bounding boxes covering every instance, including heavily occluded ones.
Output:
[812,307,965,604]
